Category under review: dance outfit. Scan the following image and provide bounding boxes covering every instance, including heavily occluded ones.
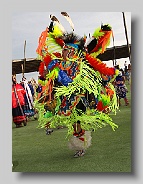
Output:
[34,13,119,156]
[12,83,26,126]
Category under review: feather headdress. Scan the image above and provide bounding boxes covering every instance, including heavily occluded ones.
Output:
[50,14,65,33]
[61,12,74,31]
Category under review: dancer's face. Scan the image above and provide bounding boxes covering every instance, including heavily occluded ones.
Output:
[12,75,17,84]
[62,47,75,60]
[62,48,69,60]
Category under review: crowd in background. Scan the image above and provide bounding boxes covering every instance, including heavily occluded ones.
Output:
[12,75,38,128]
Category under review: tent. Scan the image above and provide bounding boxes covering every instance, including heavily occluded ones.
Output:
[12,44,131,74]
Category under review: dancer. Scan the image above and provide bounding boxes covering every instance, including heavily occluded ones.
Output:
[20,77,35,118]
[30,78,38,101]
[12,74,27,128]
[115,71,129,106]
[34,12,119,157]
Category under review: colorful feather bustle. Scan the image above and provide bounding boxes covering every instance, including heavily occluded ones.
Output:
[36,27,49,58]
[86,24,113,58]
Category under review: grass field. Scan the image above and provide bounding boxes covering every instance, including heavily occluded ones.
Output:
[12,83,131,172]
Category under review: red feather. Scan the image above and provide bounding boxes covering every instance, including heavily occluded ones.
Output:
[85,54,115,76]
[97,101,108,111]
[55,38,65,47]
[39,54,52,76]
[43,54,52,66]
[53,52,62,58]
[90,31,112,54]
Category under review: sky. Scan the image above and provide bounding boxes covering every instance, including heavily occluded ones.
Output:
[12,12,131,83]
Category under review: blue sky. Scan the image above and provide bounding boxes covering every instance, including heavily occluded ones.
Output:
[12,12,131,82]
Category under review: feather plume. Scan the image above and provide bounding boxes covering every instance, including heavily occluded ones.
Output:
[50,14,65,33]
[61,12,74,31]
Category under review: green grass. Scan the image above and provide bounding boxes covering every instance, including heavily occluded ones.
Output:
[12,83,131,172]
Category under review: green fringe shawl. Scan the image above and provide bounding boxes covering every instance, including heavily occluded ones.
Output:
[34,101,118,139]
[54,61,103,99]
[34,61,119,138]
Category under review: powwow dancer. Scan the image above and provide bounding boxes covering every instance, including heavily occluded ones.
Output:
[34,12,119,157]
[12,74,27,128]
[20,77,35,118]
[30,78,38,101]
[30,78,39,119]
[115,71,129,106]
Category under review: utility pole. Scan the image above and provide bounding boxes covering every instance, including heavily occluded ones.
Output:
[112,32,117,66]
[122,12,131,63]
[22,40,26,78]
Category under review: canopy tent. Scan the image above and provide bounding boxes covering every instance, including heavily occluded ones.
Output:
[12,44,131,74]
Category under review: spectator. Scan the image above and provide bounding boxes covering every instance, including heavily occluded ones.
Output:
[125,69,130,85]
[128,64,131,88]
[20,77,35,118]
[30,78,38,101]
[12,74,27,128]
[115,71,129,106]
[124,61,128,74]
